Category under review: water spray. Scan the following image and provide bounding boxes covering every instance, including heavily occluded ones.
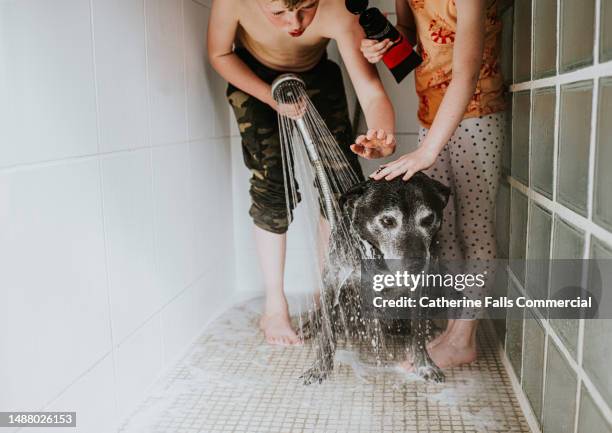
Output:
[270,74,396,381]
[271,74,337,229]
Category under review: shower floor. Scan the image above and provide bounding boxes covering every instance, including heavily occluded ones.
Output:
[119,298,531,433]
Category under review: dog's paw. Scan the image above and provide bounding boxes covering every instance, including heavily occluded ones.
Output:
[299,366,330,385]
[416,365,445,383]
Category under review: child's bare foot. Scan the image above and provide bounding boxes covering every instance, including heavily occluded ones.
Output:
[426,339,477,368]
[401,321,478,371]
[400,340,477,373]
[259,313,302,346]
[427,319,455,349]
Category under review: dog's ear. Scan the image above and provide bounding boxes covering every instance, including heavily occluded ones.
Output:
[339,180,369,214]
[410,172,450,210]
[427,177,451,210]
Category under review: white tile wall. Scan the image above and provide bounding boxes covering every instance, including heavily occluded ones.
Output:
[151,142,197,303]
[184,1,215,141]
[0,0,98,168]
[115,317,163,418]
[0,0,234,431]
[145,0,189,146]
[100,149,160,343]
[92,0,149,152]
[190,139,229,276]
[0,160,111,412]
[21,355,119,433]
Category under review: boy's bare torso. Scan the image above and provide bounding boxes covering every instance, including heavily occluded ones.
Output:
[234,0,344,71]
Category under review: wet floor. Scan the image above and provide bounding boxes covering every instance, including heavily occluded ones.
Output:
[119,298,531,433]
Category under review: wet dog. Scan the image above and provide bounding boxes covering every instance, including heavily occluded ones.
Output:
[300,172,451,384]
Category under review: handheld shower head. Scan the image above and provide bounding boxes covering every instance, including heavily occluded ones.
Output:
[271,73,338,229]
[271,73,306,103]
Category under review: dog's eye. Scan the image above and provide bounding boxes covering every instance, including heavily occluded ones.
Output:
[420,213,435,227]
[379,215,397,228]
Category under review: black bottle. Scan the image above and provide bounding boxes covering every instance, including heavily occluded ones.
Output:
[346,0,422,83]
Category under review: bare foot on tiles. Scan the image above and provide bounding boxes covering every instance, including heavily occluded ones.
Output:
[425,338,477,369]
[259,312,302,346]
[401,321,478,372]
[427,319,456,350]
[400,339,477,373]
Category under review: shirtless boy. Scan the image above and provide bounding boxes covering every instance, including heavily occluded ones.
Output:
[208,0,396,345]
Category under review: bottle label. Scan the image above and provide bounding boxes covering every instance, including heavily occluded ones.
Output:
[382,36,414,69]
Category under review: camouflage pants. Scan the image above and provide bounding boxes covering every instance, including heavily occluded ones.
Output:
[227,48,364,234]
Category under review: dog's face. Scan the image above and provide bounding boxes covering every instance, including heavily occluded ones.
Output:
[340,172,450,271]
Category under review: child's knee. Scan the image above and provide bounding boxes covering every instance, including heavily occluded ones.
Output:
[248,173,299,234]
[249,203,291,234]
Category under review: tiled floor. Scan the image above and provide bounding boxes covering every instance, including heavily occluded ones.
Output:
[119,299,531,433]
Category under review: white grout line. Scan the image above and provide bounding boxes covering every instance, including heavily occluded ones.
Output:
[510,60,612,91]
[0,136,225,175]
[519,129,534,387]
[594,0,602,65]
[540,316,549,429]
[180,0,202,303]
[538,182,556,427]
[143,0,167,376]
[555,0,561,78]
[552,84,560,203]
[587,78,599,222]
[530,0,536,83]
[574,230,591,433]
[181,0,190,143]
[88,0,121,429]
[551,0,561,206]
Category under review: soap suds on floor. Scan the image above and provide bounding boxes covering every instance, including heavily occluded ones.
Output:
[119,297,530,433]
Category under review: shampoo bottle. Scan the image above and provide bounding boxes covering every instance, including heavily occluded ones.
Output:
[346,0,422,83]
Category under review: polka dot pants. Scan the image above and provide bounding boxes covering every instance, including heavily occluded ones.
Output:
[420,112,505,318]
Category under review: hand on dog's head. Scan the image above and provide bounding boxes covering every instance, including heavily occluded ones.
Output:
[339,172,450,262]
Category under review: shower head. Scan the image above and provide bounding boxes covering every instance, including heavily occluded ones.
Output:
[271,73,306,102]
[271,73,337,228]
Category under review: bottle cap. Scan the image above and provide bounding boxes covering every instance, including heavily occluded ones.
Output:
[345,0,368,15]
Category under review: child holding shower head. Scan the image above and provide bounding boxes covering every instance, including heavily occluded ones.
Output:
[359,0,506,369]
[208,0,397,346]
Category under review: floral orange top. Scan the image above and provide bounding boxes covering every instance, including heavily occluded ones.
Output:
[409,0,506,128]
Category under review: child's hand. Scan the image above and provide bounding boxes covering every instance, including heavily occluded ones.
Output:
[270,97,308,120]
[360,38,394,63]
[351,129,396,159]
[370,147,438,181]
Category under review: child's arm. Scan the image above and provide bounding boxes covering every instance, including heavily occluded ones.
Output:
[333,15,396,159]
[371,0,487,180]
[207,0,276,108]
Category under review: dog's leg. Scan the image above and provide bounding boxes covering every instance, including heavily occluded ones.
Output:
[300,324,336,384]
[300,290,337,385]
[298,308,322,341]
[405,282,445,382]
[410,318,445,382]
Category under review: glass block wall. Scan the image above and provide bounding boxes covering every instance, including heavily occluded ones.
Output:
[497,0,612,432]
